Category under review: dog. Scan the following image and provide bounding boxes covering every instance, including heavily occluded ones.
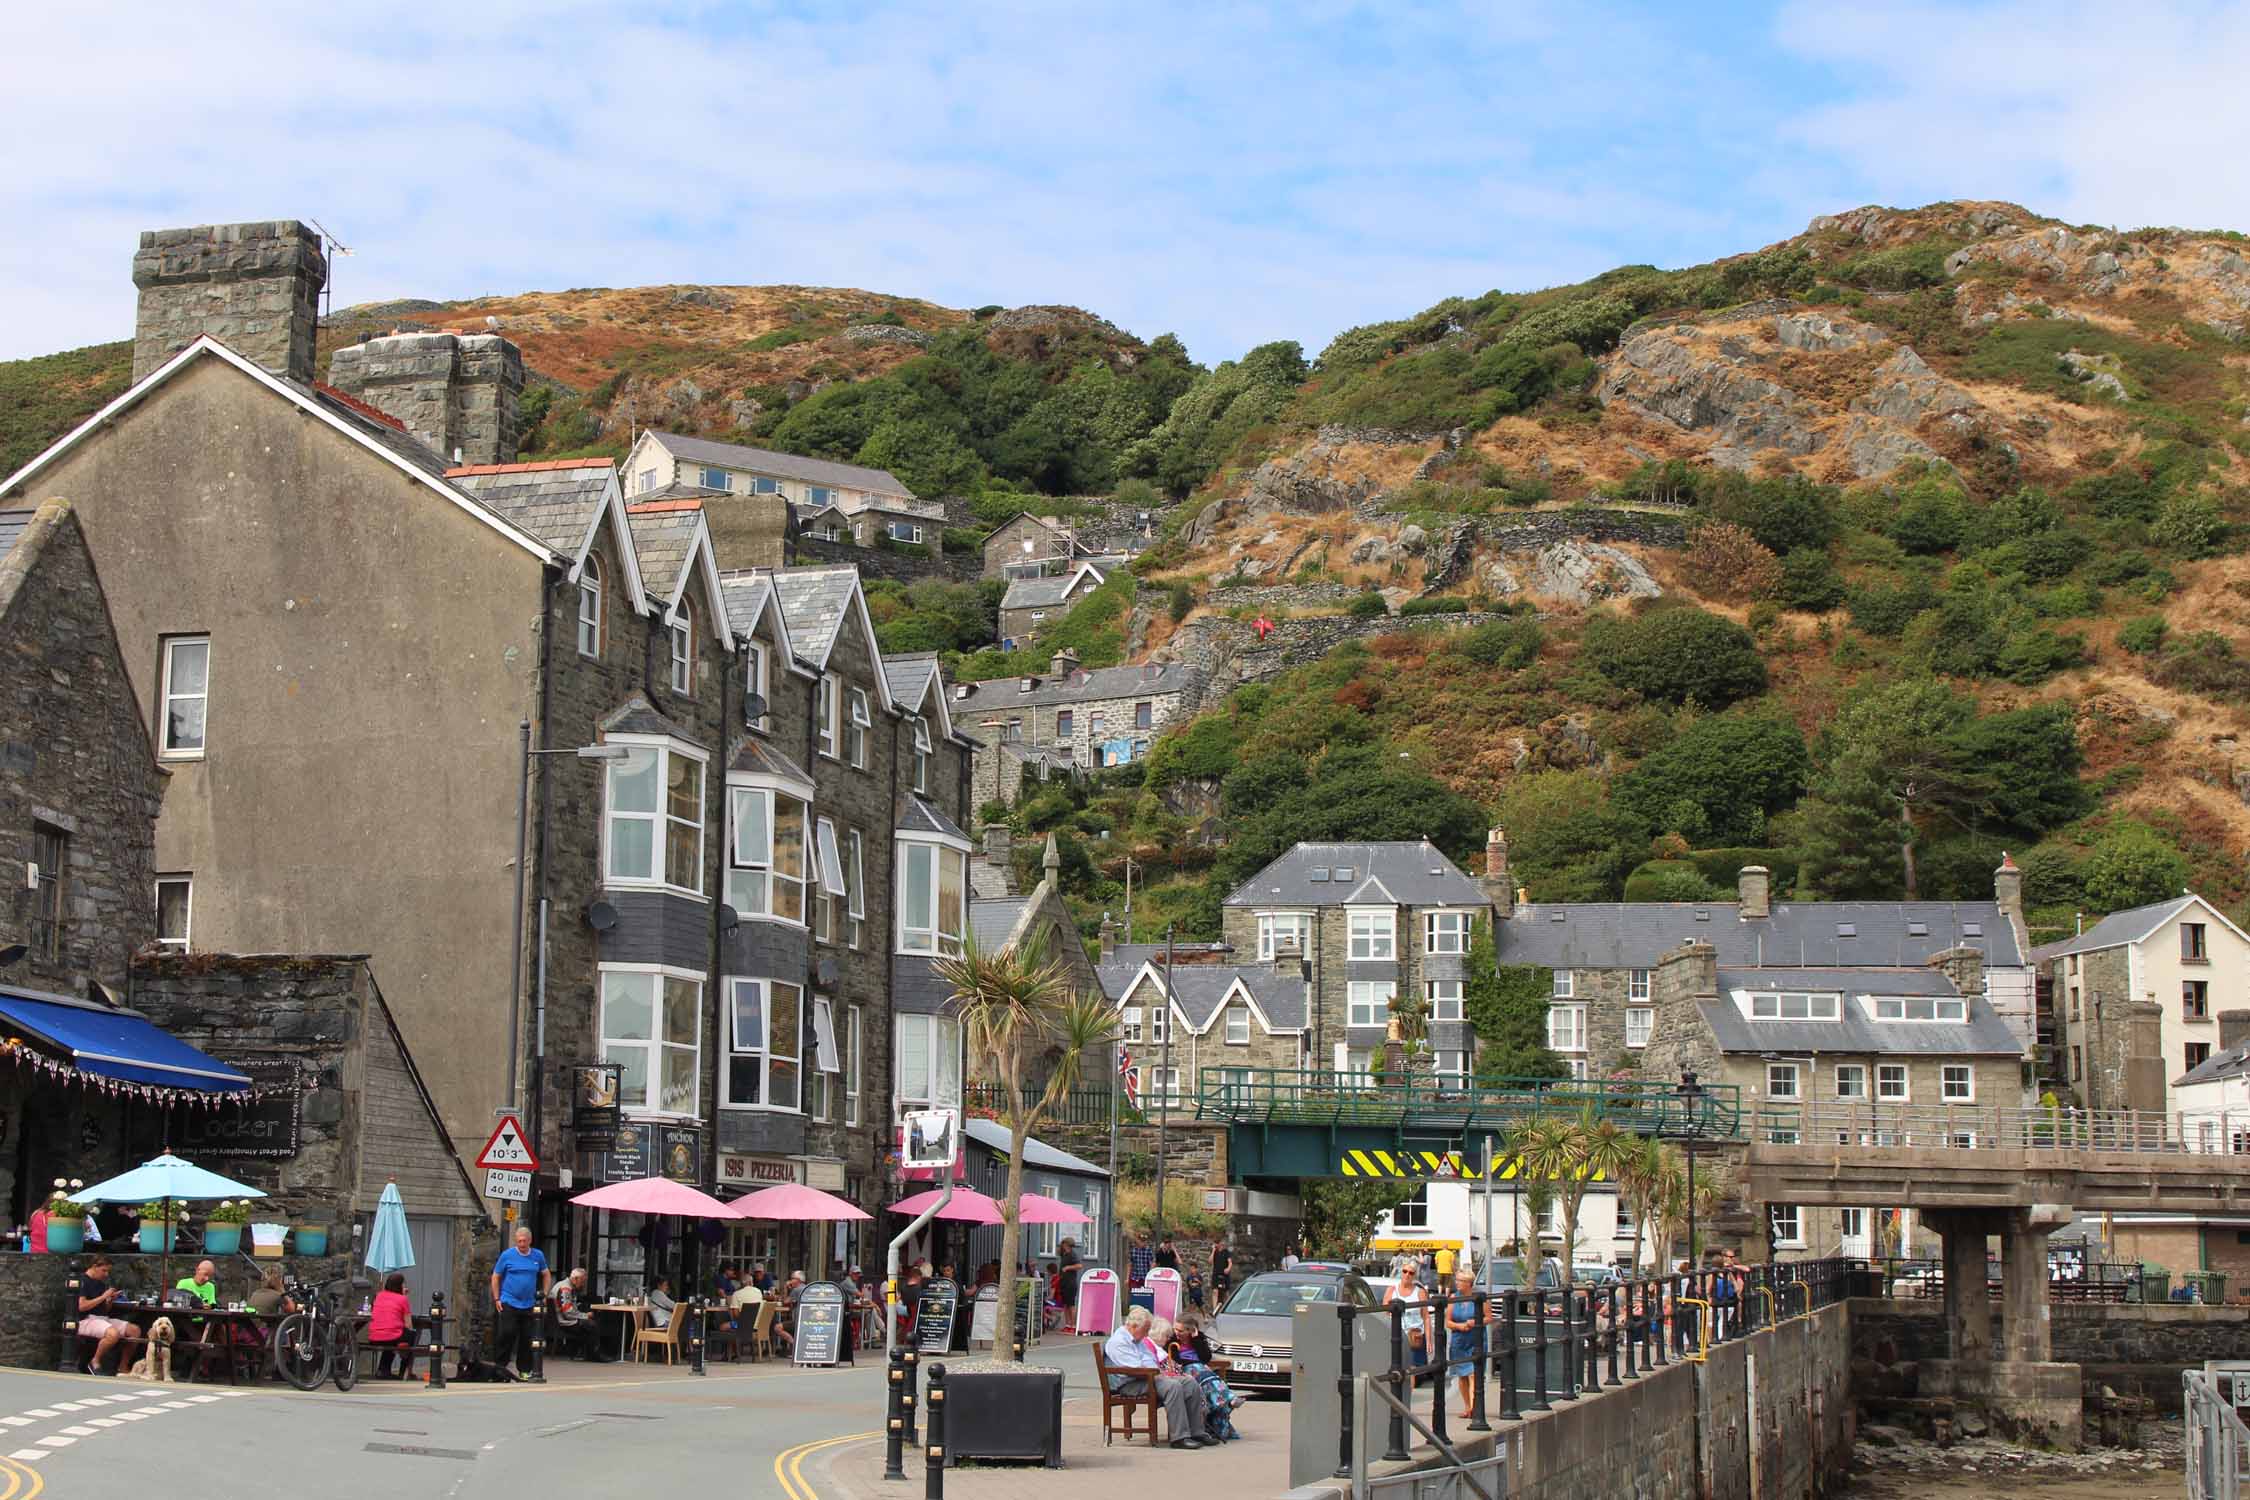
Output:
[128,1317,177,1382]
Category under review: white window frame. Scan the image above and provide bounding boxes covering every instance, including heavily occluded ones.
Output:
[1629,969,1651,1002]
[155,876,193,952]
[1391,1182,1431,1231]
[725,779,811,924]
[813,817,847,944]
[1145,999,1170,1045]
[1348,980,1395,1028]
[1552,969,1575,999]
[1748,992,1841,1021]
[894,1014,963,1112]
[846,829,866,949]
[600,964,705,1118]
[1348,908,1396,961]
[1940,1064,1975,1103]
[1120,1006,1143,1045]
[159,635,210,760]
[1155,1067,1184,1105]
[1625,1006,1653,1050]
[1835,1064,1867,1099]
[888,520,923,544]
[723,975,804,1113]
[1766,1061,1801,1100]
[1546,1002,1588,1053]
[895,836,970,956]
[1424,910,1471,955]
[911,717,931,794]
[1876,1064,1909,1101]
[603,737,708,897]
[577,555,603,658]
[1436,1049,1469,1087]
[809,996,841,1122]
[1769,1204,1804,1248]
[816,674,840,760]
[743,640,769,729]
[845,1003,863,1126]
[1428,980,1464,1023]
[1871,995,1968,1022]
[1224,1005,1251,1046]
[847,687,872,769]
[669,610,694,695]
[1257,912,1312,961]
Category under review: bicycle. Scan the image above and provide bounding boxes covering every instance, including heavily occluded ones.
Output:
[272,1275,368,1391]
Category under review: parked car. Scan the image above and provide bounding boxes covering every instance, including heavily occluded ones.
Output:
[1208,1268,1376,1393]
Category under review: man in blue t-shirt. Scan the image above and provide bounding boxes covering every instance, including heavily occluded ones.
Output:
[489,1226,551,1380]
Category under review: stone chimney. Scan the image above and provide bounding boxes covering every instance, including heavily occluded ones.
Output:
[132,220,328,385]
[1994,851,2024,923]
[326,331,526,465]
[1099,913,1119,960]
[2124,1000,2167,1112]
[982,823,1013,865]
[1928,944,1985,1003]
[1272,936,1306,982]
[1641,940,1722,1086]
[2222,1011,2250,1053]
[1738,865,1771,919]
[1482,828,1514,920]
[1050,648,1081,677]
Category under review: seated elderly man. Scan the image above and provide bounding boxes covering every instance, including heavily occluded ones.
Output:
[1104,1306,1213,1449]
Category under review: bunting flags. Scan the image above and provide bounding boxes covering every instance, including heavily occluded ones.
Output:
[1,1038,296,1109]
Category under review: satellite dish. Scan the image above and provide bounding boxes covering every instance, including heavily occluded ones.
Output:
[718,904,741,934]
[816,958,840,986]
[585,900,619,932]
[742,693,768,724]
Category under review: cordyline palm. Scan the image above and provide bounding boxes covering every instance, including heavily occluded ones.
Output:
[1510,1114,1596,1281]
[1645,1145,1689,1273]
[1617,1133,1669,1274]
[934,931,1116,1363]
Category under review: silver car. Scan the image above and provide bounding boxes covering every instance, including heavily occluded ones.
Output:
[1208,1269,1376,1393]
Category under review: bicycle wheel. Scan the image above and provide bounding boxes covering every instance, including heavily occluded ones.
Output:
[273,1313,325,1391]
[331,1324,359,1391]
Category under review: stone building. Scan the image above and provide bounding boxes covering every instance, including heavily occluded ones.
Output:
[327,330,526,467]
[624,430,945,554]
[1096,943,1309,1108]
[968,834,1107,1094]
[954,652,1199,795]
[1490,850,2035,1080]
[2031,893,2250,1111]
[982,513,1084,580]
[998,561,1107,646]
[1221,840,1498,1086]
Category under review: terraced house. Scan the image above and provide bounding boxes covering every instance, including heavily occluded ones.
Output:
[1095,941,1309,1109]
[955,651,1200,803]
[624,429,947,553]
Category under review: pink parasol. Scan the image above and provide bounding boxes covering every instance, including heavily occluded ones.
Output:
[1016,1193,1092,1225]
[886,1186,1003,1224]
[569,1176,736,1218]
[725,1183,872,1222]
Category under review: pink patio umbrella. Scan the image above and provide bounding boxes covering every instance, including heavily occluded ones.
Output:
[570,1176,737,1218]
[887,1186,1004,1224]
[1016,1193,1092,1225]
[724,1183,872,1221]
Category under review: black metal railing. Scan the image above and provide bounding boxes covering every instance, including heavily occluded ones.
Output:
[1196,1068,1745,1138]
[1332,1258,1851,1473]
[962,1083,1115,1127]
[1846,1255,2176,1304]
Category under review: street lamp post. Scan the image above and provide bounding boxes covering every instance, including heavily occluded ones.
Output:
[1676,1069,1705,1268]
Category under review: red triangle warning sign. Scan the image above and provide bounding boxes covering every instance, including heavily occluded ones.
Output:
[476,1112,538,1171]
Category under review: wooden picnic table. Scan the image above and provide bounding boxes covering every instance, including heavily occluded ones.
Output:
[106,1298,282,1384]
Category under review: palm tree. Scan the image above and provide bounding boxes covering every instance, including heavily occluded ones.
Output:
[1510,1114,1595,1281]
[1617,1134,1668,1274]
[934,931,1117,1363]
[1646,1145,1689,1273]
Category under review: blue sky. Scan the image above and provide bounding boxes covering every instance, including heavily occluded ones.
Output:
[5,0,2246,366]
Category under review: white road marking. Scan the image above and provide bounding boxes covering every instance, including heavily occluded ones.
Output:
[186,1394,220,1404]
[49,1403,86,1412]
[8,1449,45,1462]
[21,1410,55,1418]
[87,1418,122,1428]
[59,1425,95,1436]
[0,1417,28,1428]
[115,1412,150,1421]
[158,1401,193,1410]
[37,1435,74,1448]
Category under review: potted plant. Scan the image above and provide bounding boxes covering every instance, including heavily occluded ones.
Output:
[138,1199,187,1255]
[293,1219,330,1257]
[204,1199,249,1256]
[42,1180,89,1254]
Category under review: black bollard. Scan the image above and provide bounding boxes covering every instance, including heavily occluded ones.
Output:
[1383,1300,1409,1461]
[1605,1283,1621,1387]
[430,1294,449,1390]
[1466,1290,1489,1433]
[1429,1322,1448,1449]
[1530,1290,1550,1412]
[900,1347,920,1447]
[57,1265,82,1373]
[689,1295,707,1376]
[924,1362,947,1500]
[1500,1291,1521,1421]
[530,1295,548,1384]
[884,1347,909,1482]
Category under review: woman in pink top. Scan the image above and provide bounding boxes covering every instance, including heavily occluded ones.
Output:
[368,1273,415,1379]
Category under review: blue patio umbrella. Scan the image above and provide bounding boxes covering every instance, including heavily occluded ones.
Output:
[366,1179,415,1274]
[70,1153,265,1206]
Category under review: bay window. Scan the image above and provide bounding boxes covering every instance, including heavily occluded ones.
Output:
[1427,980,1463,1022]
[1348,908,1396,961]
[600,967,703,1116]
[896,838,969,955]
[726,782,811,922]
[604,740,707,895]
[724,976,803,1110]
[1348,980,1394,1028]
[1257,912,1311,961]
[1425,910,1471,955]
[895,1014,963,1112]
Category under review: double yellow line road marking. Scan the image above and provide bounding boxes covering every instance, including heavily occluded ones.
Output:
[773,1429,878,1500]
[0,1456,44,1500]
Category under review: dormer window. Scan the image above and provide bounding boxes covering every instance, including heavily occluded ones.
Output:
[577,554,604,658]
[669,608,695,696]
[911,717,931,794]
[1747,992,1839,1020]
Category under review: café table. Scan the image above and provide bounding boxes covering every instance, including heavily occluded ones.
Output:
[590,1302,650,1362]
[107,1298,282,1385]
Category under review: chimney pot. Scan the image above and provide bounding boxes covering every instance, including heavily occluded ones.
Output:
[1482,827,1514,920]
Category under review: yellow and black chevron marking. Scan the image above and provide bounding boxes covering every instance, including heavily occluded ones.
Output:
[1337,1148,1608,1182]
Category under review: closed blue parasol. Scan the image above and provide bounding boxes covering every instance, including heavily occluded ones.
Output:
[70,1153,265,1205]
[366,1179,415,1273]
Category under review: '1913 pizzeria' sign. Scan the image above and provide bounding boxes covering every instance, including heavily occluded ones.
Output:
[173,1059,304,1158]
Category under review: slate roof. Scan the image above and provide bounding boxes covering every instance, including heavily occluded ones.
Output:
[900,796,968,841]
[2178,1038,2250,1087]
[1106,959,1310,1033]
[601,695,706,748]
[885,653,940,710]
[447,461,613,554]
[1227,842,1488,910]
[962,1116,1109,1177]
[646,430,915,500]
[1495,901,2027,969]
[626,502,703,604]
[1001,569,1098,611]
[635,480,731,505]
[728,734,815,786]
[719,573,780,648]
[1700,967,2020,1057]
[769,566,861,666]
[2029,897,2202,961]
[970,898,1032,951]
[953,662,1195,713]
[0,509,29,565]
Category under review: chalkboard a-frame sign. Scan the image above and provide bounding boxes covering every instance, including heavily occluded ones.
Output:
[793,1281,847,1366]
[913,1277,958,1354]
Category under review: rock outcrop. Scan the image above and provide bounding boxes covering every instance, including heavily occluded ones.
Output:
[1526,540,1660,606]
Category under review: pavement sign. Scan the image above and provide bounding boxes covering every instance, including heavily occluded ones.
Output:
[794,1282,845,1366]
[485,1168,531,1202]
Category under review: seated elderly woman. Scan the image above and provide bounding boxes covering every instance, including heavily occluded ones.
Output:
[1103,1306,1213,1449]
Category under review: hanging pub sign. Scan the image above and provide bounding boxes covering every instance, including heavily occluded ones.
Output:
[660,1125,702,1184]
[172,1058,304,1158]
[913,1277,959,1354]
[595,1120,650,1183]
[793,1281,846,1366]
[572,1063,622,1146]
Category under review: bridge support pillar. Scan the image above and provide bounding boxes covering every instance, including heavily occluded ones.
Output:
[1930,1210,1996,1365]
[1920,1205,2082,1451]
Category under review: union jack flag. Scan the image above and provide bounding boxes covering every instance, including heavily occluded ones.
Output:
[1118,1046,1141,1108]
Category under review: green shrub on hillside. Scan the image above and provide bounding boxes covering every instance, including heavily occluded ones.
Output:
[1611,713,1810,845]
[1455,617,1543,668]
[2080,823,2191,911]
[2118,615,2170,654]
[1347,592,1389,619]
[2152,491,2228,558]
[1398,596,1469,616]
[1581,608,1768,709]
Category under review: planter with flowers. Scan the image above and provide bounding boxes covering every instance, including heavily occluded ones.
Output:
[42,1180,89,1253]
[138,1199,187,1255]
[204,1200,249,1256]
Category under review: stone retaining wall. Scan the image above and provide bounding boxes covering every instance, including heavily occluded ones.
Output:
[1851,1297,2250,1412]
[1162,610,1519,688]
[792,535,979,585]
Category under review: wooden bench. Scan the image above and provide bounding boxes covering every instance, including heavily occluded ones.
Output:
[1093,1346,1163,1447]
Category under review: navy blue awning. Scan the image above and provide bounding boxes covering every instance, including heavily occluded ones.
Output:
[0,989,249,1091]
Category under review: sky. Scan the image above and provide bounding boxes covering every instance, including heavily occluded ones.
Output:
[5,0,2248,367]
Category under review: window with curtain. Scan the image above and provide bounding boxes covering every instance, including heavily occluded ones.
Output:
[601,969,703,1115]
